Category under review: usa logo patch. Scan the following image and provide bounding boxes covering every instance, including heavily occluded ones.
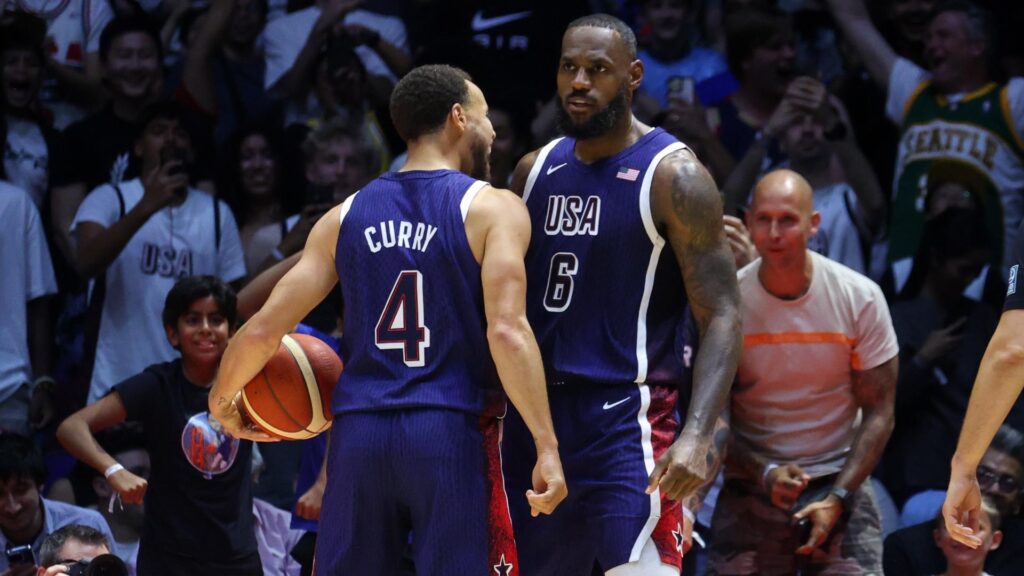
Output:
[1009,265,1019,296]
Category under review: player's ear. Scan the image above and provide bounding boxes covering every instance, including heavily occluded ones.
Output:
[629,59,644,93]
[450,102,468,135]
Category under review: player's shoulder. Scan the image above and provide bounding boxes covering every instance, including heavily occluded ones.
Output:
[471,184,528,219]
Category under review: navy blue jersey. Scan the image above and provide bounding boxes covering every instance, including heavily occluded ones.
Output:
[334,170,499,415]
[523,128,689,387]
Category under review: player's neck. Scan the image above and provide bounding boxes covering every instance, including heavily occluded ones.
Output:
[400,140,461,173]
[758,251,813,300]
[573,115,649,164]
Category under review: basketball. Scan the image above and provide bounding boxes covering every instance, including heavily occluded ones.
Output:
[239,333,342,440]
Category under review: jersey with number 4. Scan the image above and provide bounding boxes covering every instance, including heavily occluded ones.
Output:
[333,170,498,416]
[523,128,690,387]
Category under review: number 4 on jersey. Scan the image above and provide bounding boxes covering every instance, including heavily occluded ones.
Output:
[375,271,431,367]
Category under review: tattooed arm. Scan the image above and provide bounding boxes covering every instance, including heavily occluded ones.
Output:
[646,149,743,502]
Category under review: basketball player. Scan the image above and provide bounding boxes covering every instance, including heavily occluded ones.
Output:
[500,14,742,575]
[209,65,567,574]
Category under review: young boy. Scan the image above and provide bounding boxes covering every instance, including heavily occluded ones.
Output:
[933,497,1003,576]
[56,276,260,575]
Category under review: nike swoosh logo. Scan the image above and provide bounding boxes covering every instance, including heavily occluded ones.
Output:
[602,397,630,410]
[471,10,532,32]
[546,163,567,175]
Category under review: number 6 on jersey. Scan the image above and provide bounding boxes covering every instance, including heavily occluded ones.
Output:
[375,271,431,367]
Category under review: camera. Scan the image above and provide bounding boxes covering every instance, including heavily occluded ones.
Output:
[66,554,128,576]
[5,544,33,565]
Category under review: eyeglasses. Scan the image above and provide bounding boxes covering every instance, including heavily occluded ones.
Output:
[977,465,1022,494]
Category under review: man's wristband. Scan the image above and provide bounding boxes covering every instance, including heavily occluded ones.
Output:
[761,463,779,489]
[104,463,125,479]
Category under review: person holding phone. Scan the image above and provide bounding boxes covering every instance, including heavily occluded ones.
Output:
[708,170,898,575]
[70,101,247,404]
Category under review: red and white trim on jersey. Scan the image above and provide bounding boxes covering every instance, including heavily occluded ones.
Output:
[635,142,687,383]
[522,138,565,204]
[481,413,520,576]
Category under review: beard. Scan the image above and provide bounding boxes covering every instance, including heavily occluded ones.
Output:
[557,86,629,140]
[469,136,491,182]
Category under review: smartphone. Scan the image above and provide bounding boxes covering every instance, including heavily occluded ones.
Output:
[667,76,695,105]
[6,544,34,566]
[159,146,187,198]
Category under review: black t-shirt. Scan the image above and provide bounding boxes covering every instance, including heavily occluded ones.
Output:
[114,360,256,567]
[883,517,1024,575]
[1004,221,1024,311]
[52,105,215,191]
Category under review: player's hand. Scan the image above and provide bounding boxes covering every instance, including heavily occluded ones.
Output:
[647,433,711,501]
[793,494,843,555]
[766,463,810,510]
[943,465,984,548]
[107,468,148,505]
[723,215,757,269]
[210,392,280,442]
[295,479,326,520]
[527,447,567,517]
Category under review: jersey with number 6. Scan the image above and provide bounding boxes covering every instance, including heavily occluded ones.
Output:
[523,128,690,387]
[333,170,499,416]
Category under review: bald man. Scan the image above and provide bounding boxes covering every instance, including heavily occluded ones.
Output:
[708,170,899,575]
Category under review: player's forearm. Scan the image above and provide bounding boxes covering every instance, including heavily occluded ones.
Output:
[953,317,1024,471]
[488,319,558,451]
[210,319,284,412]
[682,312,741,439]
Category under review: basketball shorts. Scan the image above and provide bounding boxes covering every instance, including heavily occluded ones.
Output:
[501,383,683,575]
[313,409,517,575]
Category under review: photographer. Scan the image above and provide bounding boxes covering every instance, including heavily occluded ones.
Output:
[71,101,247,404]
[36,525,125,576]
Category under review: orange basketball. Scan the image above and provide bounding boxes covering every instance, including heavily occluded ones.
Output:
[239,333,342,440]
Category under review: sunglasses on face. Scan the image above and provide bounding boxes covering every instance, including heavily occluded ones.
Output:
[978,465,1022,494]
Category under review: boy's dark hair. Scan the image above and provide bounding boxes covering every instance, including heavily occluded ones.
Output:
[0,433,46,486]
[724,7,792,79]
[566,13,638,60]
[162,275,238,330]
[0,11,47,62]
[389,65,472,142]
[99,14,163,64]
[38,525,111,567]
[134,100,191,143]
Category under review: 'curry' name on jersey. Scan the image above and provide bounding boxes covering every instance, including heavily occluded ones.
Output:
[364,220,439,253]
[544,194,602,236]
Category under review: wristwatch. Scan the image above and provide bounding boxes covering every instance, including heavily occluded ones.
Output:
[829,486,854,511]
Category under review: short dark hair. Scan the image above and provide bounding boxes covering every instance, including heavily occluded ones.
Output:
[724,7,792,78]
[566,13,638,60]
[389,65,472,142]
[134,100,191,143]
[990,424,1024,467]
[162,275,238,330]
[0,11,47,62]
[38,525,111,567]
[0,434,46,486]
[99,15,162,63]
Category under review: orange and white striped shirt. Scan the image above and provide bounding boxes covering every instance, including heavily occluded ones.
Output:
[730,252,898,479]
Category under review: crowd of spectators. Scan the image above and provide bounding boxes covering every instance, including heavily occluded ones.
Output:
[0,0,1023,574]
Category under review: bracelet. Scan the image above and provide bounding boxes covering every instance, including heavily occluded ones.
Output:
[761,463,779,489]
[31,375,56,394]
[271,248,285,261]
[104,463,125,479]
